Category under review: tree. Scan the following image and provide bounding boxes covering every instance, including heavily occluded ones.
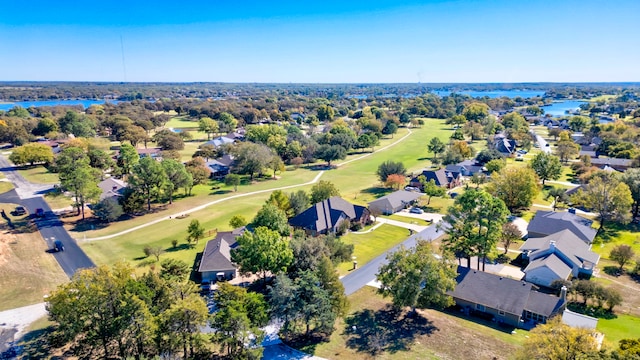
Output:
[568,115,590,132]
[443,189,509,270]
[130,156,168,211]
[231,142,274,180]
[357,133,379,152]
[186,219,205,247]
[267,190,293,217]
[487,167,540,213]
[317,104,335,122]
[315,144,347,166]
[462,103,489,122]
[546,187,568,211]
[289,190,310,216]
[384,173,406,190]
[225,173,241,192]
[93,197,124,222]
[198,117,219,140]
[269,156,285,178]
[88,148,114,171]
[530,152,562,185]
[621,168,640,218]
[419,177,446,204]
[149,246,164,262]
[556,131,580,163]
[252,203,291,236]
[117,143,139,179]
[218,112,238,132]
[500,222,522,254]
[610,244,635,271]
[377,240,457,315]
[185,157,211,188]
[193,144,217,161]
[232,226,293,285]
[8,143,54,166]
[376,160,406,182]
[382,121,398,137]
[161,159,192,204]
[450,140,475,159]
[485,158,506,174]
[154,130,184,150]
[160,294,209,359]
[310,180,340,203]
[515,318,600,360]
[572,171,633,230]
[160,258,191,280]
[60,162,102,219]
[229,215,247,229]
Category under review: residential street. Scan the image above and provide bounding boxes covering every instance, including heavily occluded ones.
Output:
[534,133,552,153]
[0,155,94,278]
[340,221,444,295]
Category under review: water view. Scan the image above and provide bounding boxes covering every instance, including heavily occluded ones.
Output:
[542,100,587,117]
[0,99,120,111]
[433,90,545,98]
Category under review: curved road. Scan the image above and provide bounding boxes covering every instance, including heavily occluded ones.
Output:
[0,156,94,278]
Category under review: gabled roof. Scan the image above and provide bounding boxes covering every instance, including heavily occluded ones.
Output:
[412,168,456,187]
[289,196,367,233]
[448,267,564,317]
[202,136,235,148]
[97,177,127,200]
[562,309,598,330]
[527,210,597,244]
[368,190,422,211]
[198,227,245,273]
[590,157,633,167]
[206,154,235,168]
[524,254,573,280]
[521,229,600,267]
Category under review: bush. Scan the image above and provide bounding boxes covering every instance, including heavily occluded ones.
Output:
[350,222,363,231]
[336,220,350,236]
[92,197,124,223]
[143,245,153,258]
[171,239,178,248]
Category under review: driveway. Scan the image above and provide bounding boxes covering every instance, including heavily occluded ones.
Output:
[0,303,47,355]
[340,222,444,295]
[0,156,94,278]
[534,133,551,154]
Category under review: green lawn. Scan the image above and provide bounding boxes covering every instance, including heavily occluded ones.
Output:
[592,222,640,259]
[44,191,75,210]
[383,214,432,226]
[336,224,412,275]
[0,181,14,193]
[17,166,59,184]
[165,116,199,129]
[597,314,640,347]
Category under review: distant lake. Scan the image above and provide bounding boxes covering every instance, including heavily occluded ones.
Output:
[543,100,587,117]
[0,99,121,111]
[434,90,545,99]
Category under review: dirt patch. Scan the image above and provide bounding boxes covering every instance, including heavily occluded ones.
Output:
[0,231,17,267]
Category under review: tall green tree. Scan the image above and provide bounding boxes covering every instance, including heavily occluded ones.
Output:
[530,152,562,185]
[515,318,600,360]
[289,190,310,216]
[419,177,446,205]
[232,226,294,285]
[377,240,457,315]
[572,171,633,230]
[60,161,101,220]
[252,203,291,236]
[310,180,340,203]
[610,245,635,271]
[130,156,168,210]
[315,144,347,166]
[621,168,640,218]
[117,143,139,179]
[186,219,205,247]
[443,189,509,269]
[161,159,192,204]
[376,160,406,182]
[487,167,540,213]
[224,173,241,192]
[159,294,209,359]
[9,143,54,166]
[198,117,219,140]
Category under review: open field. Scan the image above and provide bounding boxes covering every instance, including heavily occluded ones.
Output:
[16,166,59,184]
[336,224,412,275]
[165,116,199,129]
[44,191,75,210]
[597,314,640,348]
[307,287,526,360]
[0,210,68,311]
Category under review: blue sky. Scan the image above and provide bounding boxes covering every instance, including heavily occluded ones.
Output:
[1,0,639,83]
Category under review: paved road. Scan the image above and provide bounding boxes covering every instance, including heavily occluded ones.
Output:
[340,222,444,295]
[0,156,94,278]
[534,133,551,153]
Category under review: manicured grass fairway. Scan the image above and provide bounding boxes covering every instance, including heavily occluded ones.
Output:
[17,166,59,184]
[597,314,640,347]
[165,116,199,129]
[336,224,412,275]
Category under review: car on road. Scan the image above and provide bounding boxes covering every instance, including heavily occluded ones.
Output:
[35,208,45,217]
[53,240,65,252]
[13,206,27,216]
[409,207,424,214]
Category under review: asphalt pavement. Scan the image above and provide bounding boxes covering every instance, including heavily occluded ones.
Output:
[0,156,94,278]
[340,221,445,295]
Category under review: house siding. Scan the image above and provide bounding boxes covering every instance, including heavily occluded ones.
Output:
[201,269,236,283]
[453,298,522,327]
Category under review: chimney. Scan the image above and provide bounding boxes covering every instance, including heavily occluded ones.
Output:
[560,286,567,302]
[549,240,556,252]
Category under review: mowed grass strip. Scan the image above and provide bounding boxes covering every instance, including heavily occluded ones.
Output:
[597,314,640,347]
[337,224,411,275]
[17,166,59,184]
[308,287,525,360]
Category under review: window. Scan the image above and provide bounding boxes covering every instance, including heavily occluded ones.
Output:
[498,310,505,316]
[476,304,485,312]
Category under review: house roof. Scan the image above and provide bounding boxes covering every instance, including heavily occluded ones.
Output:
[137,147,162,156]
[97,177,127,200]
[446,160,484,175]
[203,136,235,148]
[590,157,633,167]
[562,309,598,330]
[368,190,423,212]
[412,168,457,187]
[288,196,367,233]
[524,254,573,280]
[527,210,597,244]
[448,267,563,317]
[206,154,235,168]
[198,227,245,273]
[521,229,600,267]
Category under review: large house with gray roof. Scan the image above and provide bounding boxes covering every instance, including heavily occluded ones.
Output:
[448,267,565,328]
[409,168,461,189]
[520,229,600,287]
[368,190,422,215]
[527,210,597,244]
[288,196,370,235]
[198,227,245,283]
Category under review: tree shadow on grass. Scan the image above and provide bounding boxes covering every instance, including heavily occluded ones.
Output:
[344,305,438,356]
[15,325,57,359]
[361,187,393,199]
[165,243,192,253]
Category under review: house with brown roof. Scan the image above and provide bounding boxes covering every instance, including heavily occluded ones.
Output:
[198,227,245,283]
[288,196,370,235]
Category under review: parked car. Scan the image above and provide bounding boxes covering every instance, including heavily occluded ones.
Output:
[35,208,45,217]
[200,281,212,292]
[53,240,64,252]
[404,186,420,192]
[13,206,26,216]
[409,207,424,214]
[449,192,459,199]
